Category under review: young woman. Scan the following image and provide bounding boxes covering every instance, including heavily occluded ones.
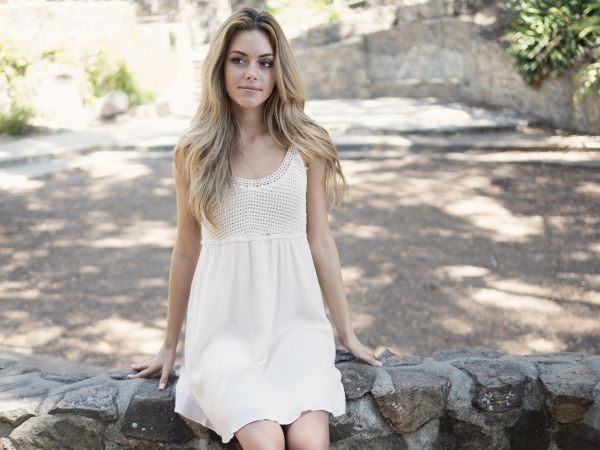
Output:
[128,6,383,449]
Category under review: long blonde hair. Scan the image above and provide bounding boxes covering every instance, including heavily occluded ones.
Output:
[173,6,348,228]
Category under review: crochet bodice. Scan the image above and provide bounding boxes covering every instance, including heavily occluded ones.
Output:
[200,147,308,244]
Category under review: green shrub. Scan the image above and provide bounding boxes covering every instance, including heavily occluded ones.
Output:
[505,0,600,105]
[0,39,36,135]
[81,48,155,108]
[0,103,35,135]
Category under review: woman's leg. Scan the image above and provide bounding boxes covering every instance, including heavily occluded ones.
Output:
[234,419,286,450]
[284,410,330,450]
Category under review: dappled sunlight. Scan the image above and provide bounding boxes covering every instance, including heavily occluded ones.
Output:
[576,181,600,196]
[348,311,377,331]
[342,158,546,243]
[443,150,600,165]
[2,142,597,368]
[443,196,543,242]
[0,318,63,350]
[137,277,168,289]
[76,151,153,181]
[341,265,394,292]
[341,265,364,285]
[30,218,68,233]
[500,335,568,354]
[79,317,165,356]
[437,316,474,335]
[0,173,45,192]
[470,288,563,314]
[338,222,389,239]
[567,250,595,261]
[0,280,45,300]
[485,277,555,297]
[86,220,175,248]
[79,265,101,275]
[434,265,490,279]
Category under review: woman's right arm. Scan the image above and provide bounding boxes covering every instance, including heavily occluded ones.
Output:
[164,157,201,349]
[128,155,201,389]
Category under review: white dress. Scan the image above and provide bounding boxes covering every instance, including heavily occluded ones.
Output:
[174,146,347,444]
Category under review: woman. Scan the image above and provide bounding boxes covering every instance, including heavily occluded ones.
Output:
[128,6,383,449]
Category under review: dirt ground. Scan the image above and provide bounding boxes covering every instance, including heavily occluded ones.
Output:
[1,147,598,370]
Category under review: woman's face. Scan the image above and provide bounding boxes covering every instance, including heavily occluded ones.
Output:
[224,29,276,111]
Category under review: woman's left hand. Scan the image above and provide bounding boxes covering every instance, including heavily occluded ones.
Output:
[340,331,383,367]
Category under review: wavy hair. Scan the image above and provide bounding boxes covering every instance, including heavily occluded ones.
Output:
[173,6,348,228]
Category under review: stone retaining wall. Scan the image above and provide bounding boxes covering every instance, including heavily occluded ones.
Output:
[291,0,600,134]
[1,347,599,449]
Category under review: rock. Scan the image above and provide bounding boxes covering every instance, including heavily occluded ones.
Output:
[98,90,129,119]
[451,359,529,412]
[383,355,423,368]
[552,422,600,450]
[432,348,506,361]
[331,432,407,450]
[0,373,65,426]
[372,366,450,434]
[41,371,94,384]
[376,348,399,362]
[7,415,105,450]
[2,348,600,448]
[402,418,440,449]
[338,361,379,400]
[49,384,119,422]
[583,383,600,430]
[330,393,396,443]
[525,352,588,364]
[0,363,40,377]
[435,415,498,450]
[335,348,357,364]
[120,379,194,443]
[506,410,551,450]
[538,361,597,423]
[582,356,600,378]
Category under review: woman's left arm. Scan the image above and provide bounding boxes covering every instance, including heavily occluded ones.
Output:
[305,154,383,367]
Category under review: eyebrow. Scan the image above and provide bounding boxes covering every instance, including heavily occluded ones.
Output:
[230,50,273,58]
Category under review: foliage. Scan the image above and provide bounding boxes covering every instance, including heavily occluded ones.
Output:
[505,0,600,105]
[0,37,155,135]
[0,38,35,135]
[81,48,155,107]
[0,103,35,135]
[311,0,345,22]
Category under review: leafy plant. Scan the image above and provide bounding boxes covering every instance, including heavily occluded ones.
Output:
[0,38,35,135]
[81,48,154,107]
[0,102,35,135]
[505,0,600,105]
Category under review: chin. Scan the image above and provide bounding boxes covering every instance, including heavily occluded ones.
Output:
[235,98,265,108]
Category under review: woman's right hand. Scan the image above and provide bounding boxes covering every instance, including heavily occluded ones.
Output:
[127,343,178,390]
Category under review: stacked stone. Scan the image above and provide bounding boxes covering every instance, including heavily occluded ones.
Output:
[0,347,598,449]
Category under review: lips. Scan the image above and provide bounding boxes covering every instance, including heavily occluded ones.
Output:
[239,86,261,91]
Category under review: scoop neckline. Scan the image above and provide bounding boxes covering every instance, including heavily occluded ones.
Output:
[233,146,293,185]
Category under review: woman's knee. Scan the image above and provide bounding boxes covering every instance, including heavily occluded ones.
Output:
[234,419,285,450]
[285,410,330,450]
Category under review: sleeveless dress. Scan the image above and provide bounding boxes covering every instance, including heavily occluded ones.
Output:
[173,146,347,444]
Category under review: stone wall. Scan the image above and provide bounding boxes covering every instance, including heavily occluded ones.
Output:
[1,347,599,449]
[290,0,600,134]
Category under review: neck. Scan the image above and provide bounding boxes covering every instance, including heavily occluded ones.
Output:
[232,103,267,141]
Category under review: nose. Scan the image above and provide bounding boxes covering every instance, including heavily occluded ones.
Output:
[244,63,258,80]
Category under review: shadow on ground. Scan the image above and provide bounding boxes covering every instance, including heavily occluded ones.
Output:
[0,147,598,369]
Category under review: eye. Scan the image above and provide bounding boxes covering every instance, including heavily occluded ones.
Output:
[261,60,273,68]
[231,57,244,64]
